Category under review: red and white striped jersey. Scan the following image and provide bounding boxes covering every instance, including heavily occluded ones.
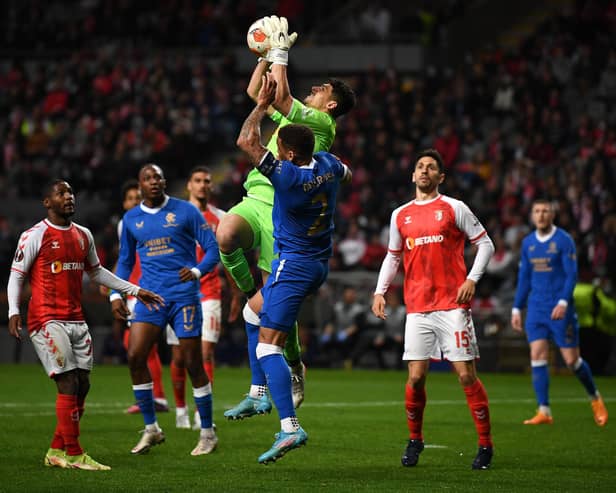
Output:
[10,219,100,332]
[387,194,487,313]
[198,204,225,301]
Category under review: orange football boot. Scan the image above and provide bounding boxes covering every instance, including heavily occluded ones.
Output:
[523,410,554,425]
[591,396,608,427]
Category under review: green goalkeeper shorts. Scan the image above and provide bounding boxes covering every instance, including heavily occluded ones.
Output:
[228,196,276,274]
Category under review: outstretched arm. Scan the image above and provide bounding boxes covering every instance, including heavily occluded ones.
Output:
[236,73,277,164]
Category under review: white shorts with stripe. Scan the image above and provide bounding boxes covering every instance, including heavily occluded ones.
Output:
[403,308,480,361]
[31,321,94,377]
[166,299,222,345]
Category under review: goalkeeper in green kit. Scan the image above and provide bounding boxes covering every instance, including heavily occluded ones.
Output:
[217,15,355,417]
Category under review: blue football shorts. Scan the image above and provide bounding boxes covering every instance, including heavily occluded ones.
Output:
[260,258,328,332]
[525,304,579,348]
[133,299,203,339]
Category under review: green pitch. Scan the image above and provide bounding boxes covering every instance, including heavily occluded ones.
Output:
[0,365,614,493]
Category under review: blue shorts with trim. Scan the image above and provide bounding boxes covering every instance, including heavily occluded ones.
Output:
[260,258,328,333]
[525,304,579,348]
[133,299,203,339]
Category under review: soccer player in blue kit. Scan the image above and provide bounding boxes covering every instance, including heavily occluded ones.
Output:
[110,163,221,455]
[511,199,608,426]
[236,73,352,463]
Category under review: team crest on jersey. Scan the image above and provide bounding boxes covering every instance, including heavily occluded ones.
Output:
[136,221,144,229]
[78,236,85,250]
[434,210,443,221]
[51,240,60,249]
[404,215,412,224]
[163,212,178,228]
[547,241,558,253]
[14,248,24,262]
[529,245,535,251]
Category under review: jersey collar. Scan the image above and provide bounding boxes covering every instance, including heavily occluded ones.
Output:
[534,225,557,242]
[140,194,170,214]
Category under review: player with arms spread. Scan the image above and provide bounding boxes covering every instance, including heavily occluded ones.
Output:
[7,179,163,471]
[236,73,352,463]
[372,149,496,470]
[110,164,220,456]
[512,199,608,426]
[217,15,356,417]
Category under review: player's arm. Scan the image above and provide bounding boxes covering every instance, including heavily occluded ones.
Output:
[108,219,141,318]
[181,209,220,281]
[237,73,277,165]
[512,240,532,331]
[246,58,276,116]
[552,234,578,320]
[372,210,403,320]
[7,230,39,340]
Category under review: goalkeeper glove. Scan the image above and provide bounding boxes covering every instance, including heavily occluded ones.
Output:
[264,16,298,65]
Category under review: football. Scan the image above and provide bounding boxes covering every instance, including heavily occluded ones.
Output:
[247,18,270,56]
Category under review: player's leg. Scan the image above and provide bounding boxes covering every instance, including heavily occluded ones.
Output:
[167,326,190,429]
[127,312,166,454]
[399,313,437,467]
[217,207,258,296]
[523,310,553,424]
[255,210,305,407]
[173,302,217,456]
[255,259,322,463]
[194,299,222,429]
[440,310,492,470]
[146,344,168,412]
[555,311,608,425]
[224,297,272,420]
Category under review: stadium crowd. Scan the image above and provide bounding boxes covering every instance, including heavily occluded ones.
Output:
[2,0,616,369]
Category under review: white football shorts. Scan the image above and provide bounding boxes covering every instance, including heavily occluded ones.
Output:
[403,308,480,362]
[31,321,94,377]
[166,299,222,345]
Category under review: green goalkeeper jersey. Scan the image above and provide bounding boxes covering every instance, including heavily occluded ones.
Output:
[243,98,336,205]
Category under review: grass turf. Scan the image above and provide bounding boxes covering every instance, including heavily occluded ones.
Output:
[0,365,614,492]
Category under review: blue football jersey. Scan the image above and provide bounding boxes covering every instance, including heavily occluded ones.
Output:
[513,227,578,309]
[257,151,348,261]
[115,196,219,301]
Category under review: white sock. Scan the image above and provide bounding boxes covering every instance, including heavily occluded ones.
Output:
[249,385,267,398]
[281,416,300,433]
[539,405,551,416]
[145,422,161,432]
[176,406,188,416]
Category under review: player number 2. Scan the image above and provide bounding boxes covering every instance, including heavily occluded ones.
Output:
[454,331,470,348]
[307,193,328,236]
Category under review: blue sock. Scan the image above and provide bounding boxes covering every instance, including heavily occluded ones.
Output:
[573,358,598,397]
[531,362,549,406]
[259,353,294,420]
[133,386,156,425]
[194,394,213,429]
[247,321,266,386]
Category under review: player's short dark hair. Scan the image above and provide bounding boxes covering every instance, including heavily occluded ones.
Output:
[278,124,315,163]
[415,149,444,173]
[328,78,356,119]
[139,162,164,179]
[121,179,139,201]
[188,165,212,179]
[42,179,69,199]
[532,198,553,209]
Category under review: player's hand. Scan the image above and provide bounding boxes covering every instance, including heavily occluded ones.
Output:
[8,314,23,341]
[455,279,476,304]
[111,298,131,321]
[179,267,197,282]
[98,284,110,297]
[511,312,523,332]
[257,73,277,108]
[136,288,165,311]
[372,294,387,320]
[263,16,297,65]
[551,303,566,320]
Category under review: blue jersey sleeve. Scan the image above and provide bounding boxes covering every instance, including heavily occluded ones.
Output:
[189,206,220,275]
[558,233,578,302]
[112,213,137,295]
[513,239,531,309]
[256,151,299,191]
